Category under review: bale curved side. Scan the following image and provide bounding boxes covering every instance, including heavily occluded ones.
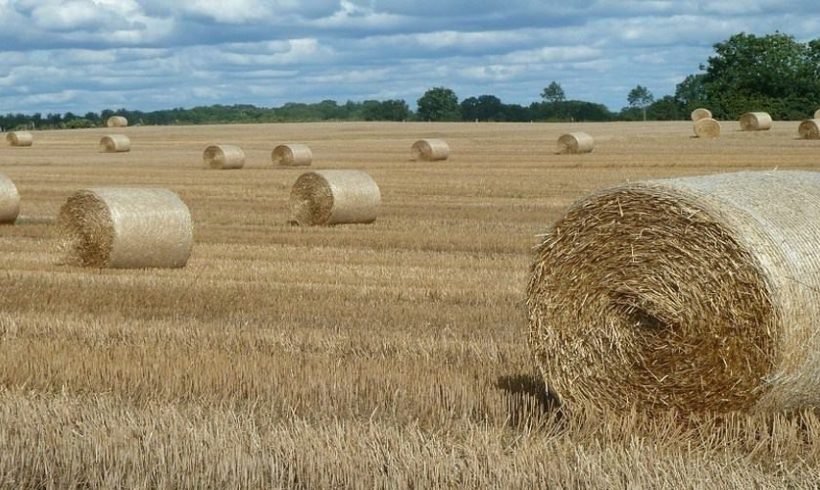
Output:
[690,108,712,122]
[528,170,820,415]
[556,132,594,154]
[798,119,820,140]
[739,112,773,131]
[693,118,721,139]
[99,135,130,153]
[106,116,128,128]
[289,170,380,226]
[272,144,312,166]
[57,188,193,268]
[6,131,33,147]
[815,109,820,119]
[203,144,245,169]
[0,173,21,224]
[411,139,449,161]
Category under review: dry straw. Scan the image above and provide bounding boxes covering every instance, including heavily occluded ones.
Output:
[272,144,312,166]
[556,132,594,154]
[99,134,130,153]
[106,116,128,128]
[411,139,449,161]
[690,108,712,122]
[798,119,820,140]
[693,118,721,139]
[203,144,245,169]
[527,170,820,415]
[289,170,380,226]
[5,131,33,147]
[739,112,772,131]
[0,173,20,224]
[57,188,193,269]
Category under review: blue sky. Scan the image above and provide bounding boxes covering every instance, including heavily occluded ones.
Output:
[0,0,817,114]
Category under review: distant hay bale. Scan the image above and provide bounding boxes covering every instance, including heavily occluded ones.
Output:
[0,173,20,224]
[739,112,772,131]
[690,108,712,122]
[106,116,128,128]
[203,144,245,169]
[99,134,130,153]
[556,132,594,154]
[528,171,820,415]
[815,109,820,119]
[57,188,193,269]
[411,139,449,161]
[5,131,33,147]
[693,118,721,139]
[798,119,820,140]
[289,170,380,226]
[272,144,312,166]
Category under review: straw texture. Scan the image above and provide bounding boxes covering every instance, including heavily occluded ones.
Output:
[5,131,33,147]
[411,139,449,161]
[528,170,820,415]
[272,144,312,166]
[0,173,20,224]
[289,170,380,226]
[556,132,594,154]
[203,144,245,169]
[798,119,820,140]
[693,118,721,139]
[739,112,773,131]
[106,116,128,128]
[690,108,712,122]
[57,188,193,269]
[99,135,130,153]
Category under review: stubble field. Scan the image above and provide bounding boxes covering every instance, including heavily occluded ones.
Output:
[0,121,818,488]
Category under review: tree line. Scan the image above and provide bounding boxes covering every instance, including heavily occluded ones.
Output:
[2,31,818,131]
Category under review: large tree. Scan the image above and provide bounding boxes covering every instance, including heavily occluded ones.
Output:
[417,87,460,121]
[627,85,654,121]
[540,81,566,103]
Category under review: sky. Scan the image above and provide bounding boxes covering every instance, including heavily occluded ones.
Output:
[0,0,818,115]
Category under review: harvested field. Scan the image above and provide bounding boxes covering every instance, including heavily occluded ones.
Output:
[0,121,818,487]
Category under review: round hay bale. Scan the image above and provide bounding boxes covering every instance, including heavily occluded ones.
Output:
[815,109,820,119]
[411,139,449,161]
[57,188,192,269]
[556,132,594,154]
[106,116,128,128]
[5,131,33,147]
[693,118,721,139]
[289,170,380,226]
[527,170,820,415]
[203,144,245,169]
[272,144,312,167]
[99,134,130,153]
[690,108,712,122]
[0,173,20,224]
[798,119,820,140]
[739,112,773,131]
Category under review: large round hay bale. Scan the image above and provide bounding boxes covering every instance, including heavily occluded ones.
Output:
[289,170,380,226]
[739,112,772,131]
[57,188,193,269]
[690,108,712,122]
[106,116,128,128]
[527,170,820,415]
[798,119,820,140]
[272,144,312,166]
[693,118,721,139]
[203,144,245,169]
[5,131,33,147]
[556,132,594,154]
[99,134,130,153]
[411,139,449,161]
[0,173,20,224]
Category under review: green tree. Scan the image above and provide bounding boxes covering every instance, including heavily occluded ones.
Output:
[417,87,460,121]
[674,74,708,114]
[459,95,503,121]
[627,85,655,121]
[540,81,566,103]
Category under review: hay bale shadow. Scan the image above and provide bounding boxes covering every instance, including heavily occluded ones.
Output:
[496,373,561,429]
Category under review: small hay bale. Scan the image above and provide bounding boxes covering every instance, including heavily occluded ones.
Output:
[272,144,312,166]
[527,170,820,415]
[0,173,20,224]
[289,170,380,226]
[99,134,130,153]
[203,144,245,169]
[739,112,772,131]
[693,118,721,139]
[411,139,449,161]
[5,131,33,147]
[106,116,128,128]
[690,108,712,122]
[57,187,193,269]
[556,132,594,154]
[798,119,820,140]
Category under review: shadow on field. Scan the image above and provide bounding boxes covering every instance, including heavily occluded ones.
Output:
[496,373,561,429]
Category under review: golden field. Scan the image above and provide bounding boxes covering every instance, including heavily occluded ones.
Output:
[0,121,818,488]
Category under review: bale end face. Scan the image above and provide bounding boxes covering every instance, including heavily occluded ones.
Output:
[203,144,245,169]
[411,139,449,161]
[798,120,820,140]
[556,132,594,154]
[694,118,721,139]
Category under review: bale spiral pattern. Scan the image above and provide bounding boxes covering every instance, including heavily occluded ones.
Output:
[289,170,380,226]
[693,118,721,139]
[798,120,820,140]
